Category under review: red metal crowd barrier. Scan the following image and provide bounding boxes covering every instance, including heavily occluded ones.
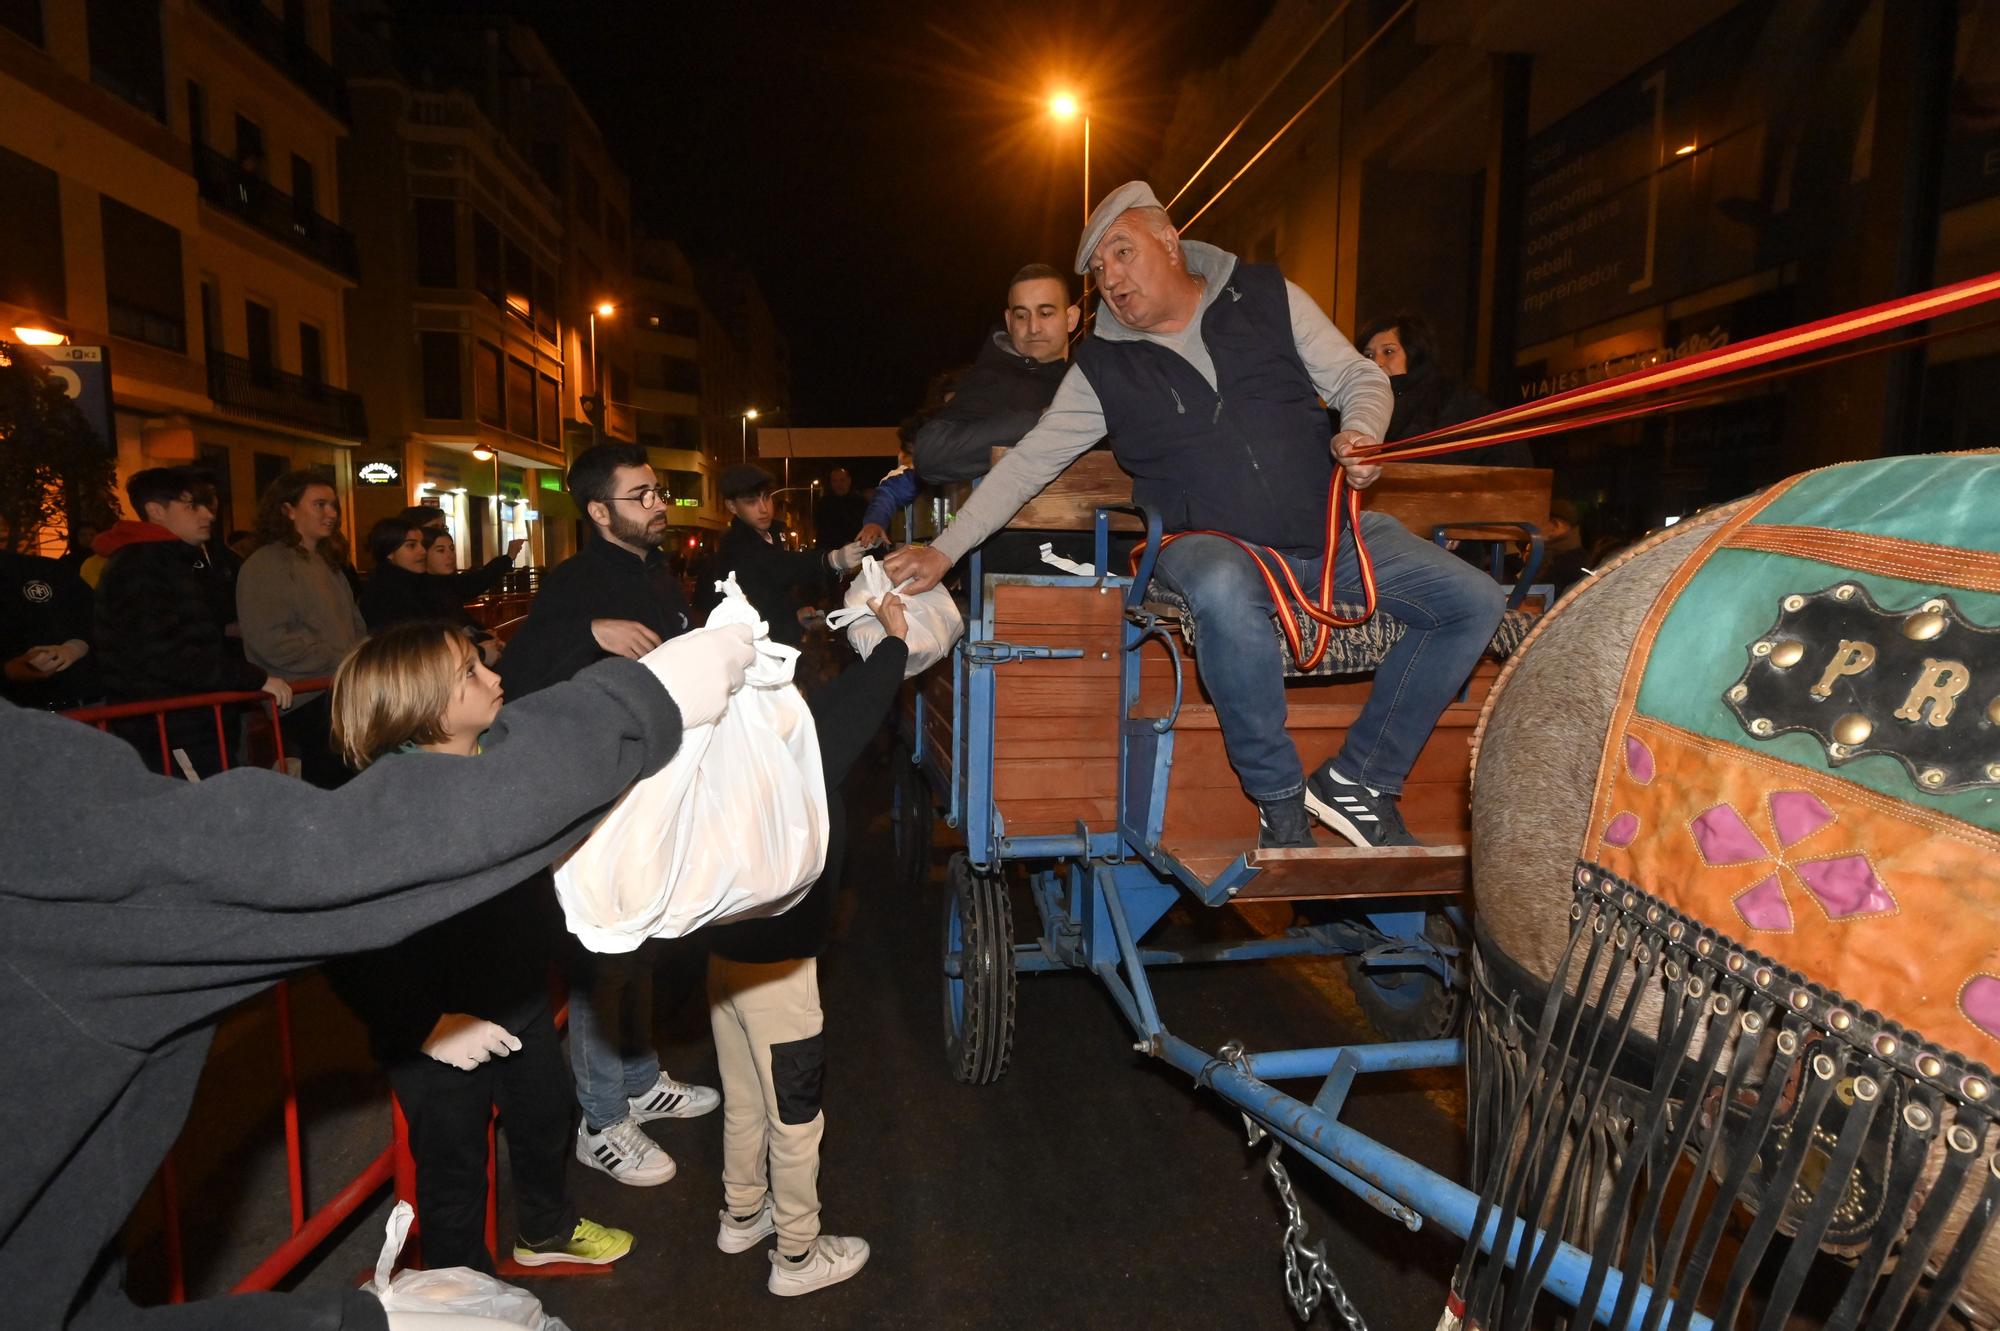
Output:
[60,680,598,1301]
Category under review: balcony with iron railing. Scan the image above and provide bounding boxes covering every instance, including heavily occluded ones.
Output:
[193,144,358,279]
[195,0,348,120]
[207,352,367,441]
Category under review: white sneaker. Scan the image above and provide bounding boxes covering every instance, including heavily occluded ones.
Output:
[627,1071,720,1122]
[767,1235,870,1296]
[717,1196,777,1253]
[575,1117,677,1186]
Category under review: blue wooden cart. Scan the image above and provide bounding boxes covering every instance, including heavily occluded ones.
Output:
[891,456,1712,1327]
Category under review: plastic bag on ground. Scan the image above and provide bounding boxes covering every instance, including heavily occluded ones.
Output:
[553,574,828,952]
[367,1201,570,1330]
[826,555,964,678]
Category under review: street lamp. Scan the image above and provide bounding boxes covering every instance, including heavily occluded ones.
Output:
[588,301,615,397]
[741,407,759,463]
[1048,90,1088,223]
[10,325,67,346]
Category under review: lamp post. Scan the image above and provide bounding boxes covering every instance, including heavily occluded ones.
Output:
[740,407,759,463]
[1049,91,1088,223]
[588,301,614,444]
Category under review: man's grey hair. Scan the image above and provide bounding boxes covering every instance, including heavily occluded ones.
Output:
[1127,205,1174,238]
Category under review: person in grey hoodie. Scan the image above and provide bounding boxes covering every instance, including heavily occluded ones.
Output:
[887,181,1504,852]
[0,627,754,1331]
[238,470,368,786]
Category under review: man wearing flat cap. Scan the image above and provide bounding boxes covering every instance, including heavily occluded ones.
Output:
[888,182,1503,850]
[719,464,868,650]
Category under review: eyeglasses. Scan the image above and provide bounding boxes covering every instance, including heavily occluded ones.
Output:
[608,486,672,510]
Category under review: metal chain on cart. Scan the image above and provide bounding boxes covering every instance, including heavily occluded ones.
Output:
[1264,1140,1371,1331]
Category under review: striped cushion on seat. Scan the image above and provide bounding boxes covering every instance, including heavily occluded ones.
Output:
[1141,581,1535,678]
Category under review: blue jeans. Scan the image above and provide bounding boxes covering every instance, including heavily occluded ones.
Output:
[567,945,660,1131]
[1152,511,1505,801]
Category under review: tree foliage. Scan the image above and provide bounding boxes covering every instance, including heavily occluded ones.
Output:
[0,341,120,554]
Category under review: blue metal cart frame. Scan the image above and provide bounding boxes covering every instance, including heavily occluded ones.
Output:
[900,507,1703,1329]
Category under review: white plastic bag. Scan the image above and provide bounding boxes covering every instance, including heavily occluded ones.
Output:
[367,1201,570,1330]
[826,555,964,678]
[553,575,828,952]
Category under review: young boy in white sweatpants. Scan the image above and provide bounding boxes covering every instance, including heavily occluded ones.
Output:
[704,594,910,1296]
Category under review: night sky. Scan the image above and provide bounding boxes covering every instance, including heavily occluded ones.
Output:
[406,0,1275,425]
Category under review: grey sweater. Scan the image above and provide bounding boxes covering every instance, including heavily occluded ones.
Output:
[0,657,682,1329]
[237,542,367,680]
[933,242,1393,564]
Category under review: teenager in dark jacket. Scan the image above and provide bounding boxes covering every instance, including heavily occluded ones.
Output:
[94,467,293,774]
[401,504,521,599]
[360,518,499,660]
[0,548,97,710]
[0,630,754,1330]
[716,465,865,651]
[501,443,717,1189]
[705,596,910,1297]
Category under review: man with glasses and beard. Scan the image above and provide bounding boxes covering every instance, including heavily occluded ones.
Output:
[501,443,719,1190]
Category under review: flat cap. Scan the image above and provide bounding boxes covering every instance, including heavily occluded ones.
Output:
[1074,180,1167,275]
[718,464,775,500]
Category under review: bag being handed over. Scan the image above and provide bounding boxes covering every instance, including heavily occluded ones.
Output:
[826,555,963,678]
[553,574,828,952]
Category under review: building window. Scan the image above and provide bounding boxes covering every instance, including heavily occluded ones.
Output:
[87,0,165,120]
[290,154,316,223]
[234,114,265,176]
[0,146,64,318]
[299,322,323,385]
[503,239,532,324]
[533,266,556,340]
[472,212,500,307]
[649,304,698,338]
[473,339,503,427]
[244,299,274,379]
[0,0,44,44]
[253,451,287,502]
[186,80,206,147]
[198,279,219,356]
[420,331,462,419]
[575,166,600,232]
[505,356,534,437]
[101,195,184,352]
[647,354,700,394]
[414,198,456,288]
[537,372,558,443]
[609,364,629,406]
[664,470,702,505]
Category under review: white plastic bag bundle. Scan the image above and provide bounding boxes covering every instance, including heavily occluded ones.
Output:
[367,1201,570,1330]
[826,555,964,678]
[553,575,828,952]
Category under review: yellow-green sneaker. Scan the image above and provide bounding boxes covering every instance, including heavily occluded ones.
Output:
[512,1217,634,1267]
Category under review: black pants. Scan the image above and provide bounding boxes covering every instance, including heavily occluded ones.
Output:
[386,1003,576,1272]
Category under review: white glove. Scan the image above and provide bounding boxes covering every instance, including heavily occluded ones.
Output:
[829,541,869,575]
[644,622,755,727]
[422,1013,521,1071]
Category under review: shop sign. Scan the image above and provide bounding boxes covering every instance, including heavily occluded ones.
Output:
[358,461,401,485]
[27,345,115,453]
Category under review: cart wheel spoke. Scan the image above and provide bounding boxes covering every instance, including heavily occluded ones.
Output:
[940,851,1017,1085]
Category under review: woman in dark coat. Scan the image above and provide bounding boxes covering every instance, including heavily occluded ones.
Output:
[1355,313,1533,467]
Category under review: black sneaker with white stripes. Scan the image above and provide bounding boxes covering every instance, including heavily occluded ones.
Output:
[1256,794,1315,849]
[1304,760,1419,848]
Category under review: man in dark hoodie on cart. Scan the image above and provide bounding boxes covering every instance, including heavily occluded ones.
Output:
[888,183,1504,852]
[0,624,754,1329]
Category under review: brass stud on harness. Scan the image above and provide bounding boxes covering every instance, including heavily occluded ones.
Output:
[1988,697,2000,728]
[1728,684,1750,702]
[1874,1034,1899,1059]
[1791,990,1812,1012]
[1919,1054,1944,1079]
[1813,1054,1837,1080]
[1903,611,1948,642]
[1833,713,1873,746]
[1986,763,2000,783]
[1753,966,1772,987]
[1905,1103,1934,1132]
[1623,892,1638,910]
[1689,977,1707,997]
[1668,922,1685,941]
[1951,1124,1980,1153]
[1697,938,1714,957]
[1922,768,1947,787]
[1854,1076,1880,1102]
[1834,585,1857,601]
[1753,640,1774,658]
[1751,718,1774,736]
[1770,640,1805,667]
[1830,1009,1853,1031]
[1647,906,1663,924]
[1965,1076,1991,1102]
[1741,1011,1763,1034]
[1784,594,1807,612]
[1576,867,1592,887]
[1728,954,1746,973]
[1777,1030,1799,1055]
[1924,598,1949,614]
[1713,994,1733,1015]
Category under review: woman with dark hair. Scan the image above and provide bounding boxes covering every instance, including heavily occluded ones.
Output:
[238,470,367,784]
[1355,313,1533,467]
[361,519,501,664]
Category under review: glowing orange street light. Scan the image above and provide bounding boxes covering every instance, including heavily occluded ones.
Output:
[1048,92,1089,224]
[595,301,615,317]
[11,325,67,346]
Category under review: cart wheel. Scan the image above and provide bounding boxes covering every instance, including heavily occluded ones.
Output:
[1346,911,1464,1043]
[890,750,934,890]
[942,852,1016,1085]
